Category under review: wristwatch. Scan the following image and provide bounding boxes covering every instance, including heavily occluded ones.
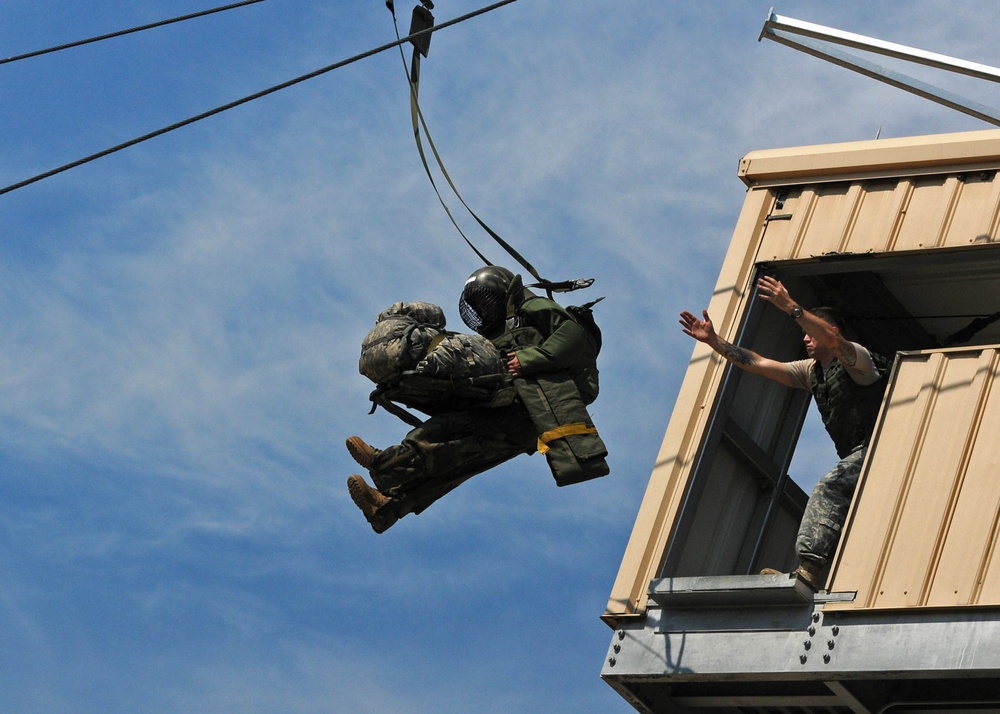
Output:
[790,306,803,319]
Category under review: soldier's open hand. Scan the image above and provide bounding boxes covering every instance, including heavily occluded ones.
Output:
[757,275,795,313]
[679,310,716,344]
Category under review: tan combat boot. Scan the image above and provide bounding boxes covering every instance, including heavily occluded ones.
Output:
[347,474,398,534]
[346,436,379,470]
[794,562,824,590]
[760,565,824,590]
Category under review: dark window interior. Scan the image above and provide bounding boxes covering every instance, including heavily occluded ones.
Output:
[660,243,1000,579]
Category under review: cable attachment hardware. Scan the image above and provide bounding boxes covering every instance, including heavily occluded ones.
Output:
[528,278,596,293]
[409,2,435,58]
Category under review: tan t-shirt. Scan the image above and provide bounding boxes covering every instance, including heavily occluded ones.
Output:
[785,342,882,390]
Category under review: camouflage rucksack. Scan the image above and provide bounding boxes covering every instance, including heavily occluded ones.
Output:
[359,302,513,426]
[359,302,446,384]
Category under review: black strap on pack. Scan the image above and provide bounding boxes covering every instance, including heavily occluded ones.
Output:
[368,385,425,427]
[368,371,512,426]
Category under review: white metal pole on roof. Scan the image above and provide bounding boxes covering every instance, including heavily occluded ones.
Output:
[759,9,1000,127]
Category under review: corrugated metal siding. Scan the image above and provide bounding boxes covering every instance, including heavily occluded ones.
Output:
[828,346,1000,610]
[757,172,1000,262]
[604,130,1000,625]
[603,187,777,621]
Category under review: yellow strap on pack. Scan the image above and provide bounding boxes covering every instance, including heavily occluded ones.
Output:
[426,333,447,352]
[537,423,597,454]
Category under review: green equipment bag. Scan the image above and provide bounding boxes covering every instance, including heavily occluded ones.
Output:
[496,295,609,487]
[565,298,603,404]
[512,372,609,487]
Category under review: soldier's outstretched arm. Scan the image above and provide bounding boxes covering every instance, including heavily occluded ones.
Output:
[679,310,796,387]
[756,275,857,365]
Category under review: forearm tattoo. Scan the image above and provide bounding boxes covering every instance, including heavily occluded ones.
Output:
[719,338,758,366]
[836,342,858,367]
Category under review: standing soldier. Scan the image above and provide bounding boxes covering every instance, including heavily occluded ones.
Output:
[679,275,891,588]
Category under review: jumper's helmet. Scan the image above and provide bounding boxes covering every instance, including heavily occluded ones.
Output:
[459,266,514,336]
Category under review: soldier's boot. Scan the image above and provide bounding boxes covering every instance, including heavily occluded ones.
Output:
[346,436,398,492]
[794,561,824,590]
[347,475,398,534]
[759,564,824,590]
[346,436,380,470]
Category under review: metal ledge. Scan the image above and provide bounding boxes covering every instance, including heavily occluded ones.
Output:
[648,573,816,608]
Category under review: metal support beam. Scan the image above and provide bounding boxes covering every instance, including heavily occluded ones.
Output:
[759,9,1000,127]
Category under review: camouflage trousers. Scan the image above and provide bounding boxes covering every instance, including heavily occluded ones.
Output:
[369,403,537,518]
[795,445,867,566]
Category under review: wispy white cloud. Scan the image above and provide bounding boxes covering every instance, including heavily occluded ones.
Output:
[1,1,998,712]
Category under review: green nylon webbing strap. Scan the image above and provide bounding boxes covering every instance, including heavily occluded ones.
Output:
[407,50,545,284]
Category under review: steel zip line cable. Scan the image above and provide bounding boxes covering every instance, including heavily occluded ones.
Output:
[0,0,267,66]
[0,0,518,197]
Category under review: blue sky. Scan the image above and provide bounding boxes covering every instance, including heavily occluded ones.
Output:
[1,2,998,712]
